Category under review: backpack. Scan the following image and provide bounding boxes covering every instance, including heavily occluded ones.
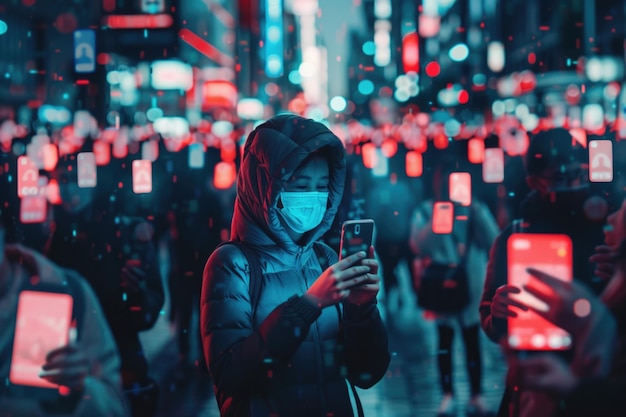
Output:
[413,203,473,314]
[215,240,365,417]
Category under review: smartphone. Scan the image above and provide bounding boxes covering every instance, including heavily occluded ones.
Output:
[9,290,74,390]
[339,219,375,260]
[77,152,97,188]
[132,159,153,194]
[449,172,472,206]
[589,140,613,182]
[432,201,454,234]
[482,148,504,183]
[507,233,573,351]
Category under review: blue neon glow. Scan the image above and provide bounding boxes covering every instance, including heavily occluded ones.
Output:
[264,0,284,78]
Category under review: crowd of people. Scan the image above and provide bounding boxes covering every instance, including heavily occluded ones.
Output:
[1,113,625,417]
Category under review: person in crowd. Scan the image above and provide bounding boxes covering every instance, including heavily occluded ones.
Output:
[363,140,423,304]
[200,114,390,416]
[0,209,129,416]
[479,128,615,416]
[168,144,232,379]
[504,196,626,416]
[409,159,499,417]
[43,154,164,417]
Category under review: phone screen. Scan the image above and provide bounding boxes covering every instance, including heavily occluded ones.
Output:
[339,219,375,260]
[449,172,472,206]
[432,201,454,234]
[9,291,73,388]
[483,148,504,183]
[77,152,97,188]
[507,233,573,351]
[589,140,613,182]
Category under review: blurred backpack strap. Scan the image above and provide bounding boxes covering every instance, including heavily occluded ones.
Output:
[216,240,264,319]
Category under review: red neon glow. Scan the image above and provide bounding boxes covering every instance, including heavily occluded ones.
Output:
[103,14,174,29]
[93,140,111,166]
[179,28,235,67]
[102,0,116,13]
[361,143,377,169]
[201,80,238,109]
[220,140,237,162]
[468,138,485,164]
[41,143,59,171]
[449,172,472,206]
[380,138,398,158]
[425,61,440,77]
[405,151,423,177]
[214,161,236,190]
[458,90,469,104]
[433,132,448,149]
[402,32,420,73]
[46,179,62,205]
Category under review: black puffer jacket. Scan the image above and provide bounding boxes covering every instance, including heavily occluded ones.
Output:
[200,115,390,417]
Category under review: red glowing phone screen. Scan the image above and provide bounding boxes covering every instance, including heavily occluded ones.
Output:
[432,201,454,234]
[507,233,573,351]
[9,291,73,388]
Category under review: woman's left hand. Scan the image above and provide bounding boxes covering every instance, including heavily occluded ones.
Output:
[344,246,380,306]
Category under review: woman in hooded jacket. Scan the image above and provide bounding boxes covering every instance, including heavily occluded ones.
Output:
[200,114,391,417]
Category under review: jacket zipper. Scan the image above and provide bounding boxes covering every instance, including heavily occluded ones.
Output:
[299,246,329,414]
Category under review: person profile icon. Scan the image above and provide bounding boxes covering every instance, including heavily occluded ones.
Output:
[75,43,94,72]
[76,44,93,65]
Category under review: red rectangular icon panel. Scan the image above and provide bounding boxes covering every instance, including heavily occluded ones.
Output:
[589,140,613,182]
[507,233,573,351]
[17,156,39,198]
[132,159,152,194]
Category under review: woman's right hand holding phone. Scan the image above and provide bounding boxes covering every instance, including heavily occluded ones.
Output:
[304,251,371,309]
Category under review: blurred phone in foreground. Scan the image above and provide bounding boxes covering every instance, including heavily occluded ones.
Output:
[507,233,573,351]
[9,290,74,390]
[339,219,375,260]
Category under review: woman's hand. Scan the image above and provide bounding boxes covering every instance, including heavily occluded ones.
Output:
[345,246,381,306]
[490,285,528,318]
[305,251,371,309]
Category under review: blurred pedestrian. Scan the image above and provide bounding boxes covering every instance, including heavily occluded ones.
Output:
[44,155,164,417]
[0,208,129,416]
[479,128,615,416]
[410,159,499,417]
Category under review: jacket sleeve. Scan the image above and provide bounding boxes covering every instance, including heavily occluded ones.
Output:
[68,271,130,417]
[200,244,322,397]
[479,228,509,343]
[342,300,390,389]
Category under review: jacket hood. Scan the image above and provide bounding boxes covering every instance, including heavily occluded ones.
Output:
[230,114,347,254]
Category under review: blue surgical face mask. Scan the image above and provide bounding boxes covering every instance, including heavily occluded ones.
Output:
[277,191,329,234]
